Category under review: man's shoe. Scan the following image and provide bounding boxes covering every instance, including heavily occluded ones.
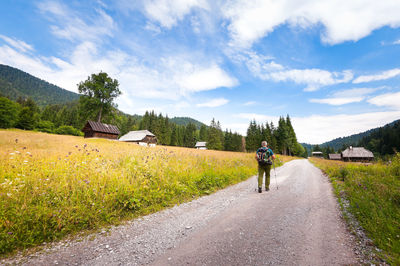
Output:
[265,187,270,191]
[258,187,262,193]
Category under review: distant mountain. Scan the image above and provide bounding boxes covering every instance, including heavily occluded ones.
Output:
[0,64,79,106]
[170,116,206,129]
[302,119,400,153]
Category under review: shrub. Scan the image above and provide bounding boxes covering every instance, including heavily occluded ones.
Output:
[0,97,20,128]
[54,125,83,136]
[35,120,55,133]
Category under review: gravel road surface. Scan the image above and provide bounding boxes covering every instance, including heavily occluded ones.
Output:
[3,159,358,265]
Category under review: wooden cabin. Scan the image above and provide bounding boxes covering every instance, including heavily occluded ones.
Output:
[119,130,157,145]
[341,146,374,162]
[312,151,323,158]
[195,141,207,150]
[82,120,120,139]
[328,153,342,160]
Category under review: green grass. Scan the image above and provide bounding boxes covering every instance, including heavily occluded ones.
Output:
[310,156,400,264]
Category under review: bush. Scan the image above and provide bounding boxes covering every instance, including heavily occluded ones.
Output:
[54,125,83,136]
[0,97,20,128]
[35,120,55,133]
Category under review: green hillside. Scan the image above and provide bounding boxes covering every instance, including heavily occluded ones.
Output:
[0,64,79,106]
[170,116,206,129]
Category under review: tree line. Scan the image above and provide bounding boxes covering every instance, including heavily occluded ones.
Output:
[245,115,307,157]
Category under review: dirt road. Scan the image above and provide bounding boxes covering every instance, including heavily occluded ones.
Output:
[5,159,358,265]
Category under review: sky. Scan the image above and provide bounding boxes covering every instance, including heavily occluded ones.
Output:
[1,0,400,144]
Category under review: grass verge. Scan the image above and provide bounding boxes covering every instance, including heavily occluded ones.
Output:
[309,156,400,264]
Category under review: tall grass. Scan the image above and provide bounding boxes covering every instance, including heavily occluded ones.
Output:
[0,130,290,255]
[310,156,400,264]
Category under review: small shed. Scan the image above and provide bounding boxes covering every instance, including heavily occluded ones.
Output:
[341,146,374,162]
[328,154,342,160]
[119,130,157,145]
[312,151,323,158]
[195,141,207,150]
[82,120,120,139]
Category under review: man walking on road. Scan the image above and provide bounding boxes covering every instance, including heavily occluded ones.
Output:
[256,141,276,193]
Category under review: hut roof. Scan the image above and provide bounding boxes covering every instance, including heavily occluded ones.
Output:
[328,153,341,160]
[195,141,207,147]
[119,130,155,142]
[341,147,374,158]
[84,120,120,135]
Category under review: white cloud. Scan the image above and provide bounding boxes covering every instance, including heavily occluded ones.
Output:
[222,0,400,48]
[268,69,353,91]
[309,87,382,105]
[235,111,400,144]
[393,39,400,45]
[196,98,229,107]
[37,0,115,42]
[310,97,364,105]
[353,68,400,83]
[368,91,400,110]
[142,0,208,29]
[177,64,238,92]
[243,101,256,106]
[231,49,353,91]
[0,35,33,53]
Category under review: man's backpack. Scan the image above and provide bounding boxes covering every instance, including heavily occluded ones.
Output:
[257,148,273,165]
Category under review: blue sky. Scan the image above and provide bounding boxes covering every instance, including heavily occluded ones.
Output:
[1,0,400,144]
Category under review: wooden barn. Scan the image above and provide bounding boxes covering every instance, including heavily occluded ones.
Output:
[312,151,323,158]
[119,130,157,145]
[195,141,207,150]
[82,120,120,139]
[341,146,374,162]
[328,153,342,160]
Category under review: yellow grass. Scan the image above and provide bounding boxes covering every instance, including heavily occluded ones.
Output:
[0,129,292,255]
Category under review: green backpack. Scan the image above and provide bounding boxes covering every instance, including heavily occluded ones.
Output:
[257,148,273,165]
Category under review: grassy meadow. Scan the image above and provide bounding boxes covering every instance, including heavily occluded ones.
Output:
[309,157,400,264]
[0,129,291,255]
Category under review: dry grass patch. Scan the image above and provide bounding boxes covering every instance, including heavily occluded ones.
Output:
[0,130,291,255]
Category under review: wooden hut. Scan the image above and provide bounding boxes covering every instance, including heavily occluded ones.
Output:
[341,146,374,162]
[312,151,323,158]
[81,120,120,139]
[119,130,157,145]
[195,141,207,150]
[328,154,342,160]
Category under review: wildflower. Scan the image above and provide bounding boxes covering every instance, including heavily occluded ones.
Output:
[23,160,29,163]
[15,138,18,143]
[10,153,14,155]
[26,152,31,155]
[8,232,13,235]
[23,146,27,149]
[15,151,20,154]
